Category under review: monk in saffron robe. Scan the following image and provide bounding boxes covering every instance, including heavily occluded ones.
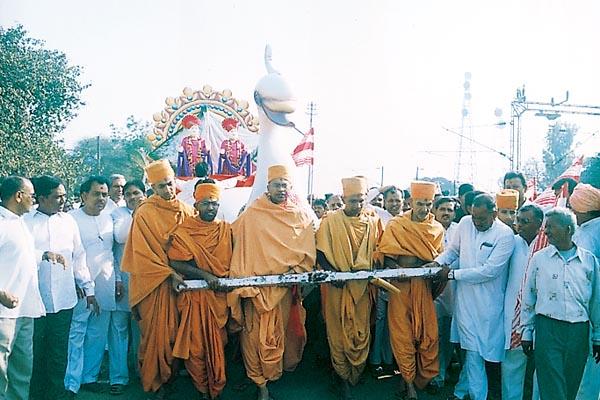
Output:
[378,181,444,400]
[316,176,382,400]
[167,181,232,400]
[121,159,195,399]
[228,165,316,400]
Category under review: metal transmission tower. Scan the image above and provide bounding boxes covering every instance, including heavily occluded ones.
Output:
[454,72,474,186]
[510,87,600,170]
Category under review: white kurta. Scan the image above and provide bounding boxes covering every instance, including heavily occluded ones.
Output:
[503,234,536,349]
[111,206,132,312]
[573,217,600,400]
[69,208,116,311]
[0,207,45,319]
[435,222,458,318]
[24,211,95,313]
[436,216,515,362]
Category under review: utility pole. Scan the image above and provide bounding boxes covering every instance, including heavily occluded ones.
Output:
[380,166,384,187]
[305,102,317,199]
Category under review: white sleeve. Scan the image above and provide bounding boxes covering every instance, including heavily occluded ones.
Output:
[71,218,95,296]
[454,232,514,283]
[520,254,539,341]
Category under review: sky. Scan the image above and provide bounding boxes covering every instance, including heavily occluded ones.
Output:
[2,0,600,195]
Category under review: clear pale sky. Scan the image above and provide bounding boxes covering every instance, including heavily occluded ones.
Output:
[2,0,599,195]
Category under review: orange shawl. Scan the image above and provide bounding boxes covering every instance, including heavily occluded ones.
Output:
[378,211,444,261]
[228,194,316,318]
[121,195,195,307]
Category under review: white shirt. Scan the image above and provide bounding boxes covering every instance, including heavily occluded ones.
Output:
[574,217,600,259]
[436,216,515,361]
[0,206,45,319]
[24,210,95,313]
[112,206,133,312]
[435,222,458,317]
[503,234,537,349]
[70,208,116,311]
[104,198,125,214]
[521,244,600,344]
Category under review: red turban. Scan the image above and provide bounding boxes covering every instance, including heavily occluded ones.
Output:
[182,114,201,129]
[222,117,239,132]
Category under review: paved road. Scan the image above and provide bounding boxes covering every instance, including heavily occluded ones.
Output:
[76,345,456,400]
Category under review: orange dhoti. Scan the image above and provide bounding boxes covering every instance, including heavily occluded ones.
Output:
[167,216,233,398]
[228,195,316,386]
[239,289,293,385]
[136,280,179,392]
[121,195,195,392]
[378,211,445,389]
[324,283,372,385]
[388,278,438,388]
[173,290,228,397]
[316,208,382,384]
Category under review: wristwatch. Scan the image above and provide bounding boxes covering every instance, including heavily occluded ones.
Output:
[448,270,455,280]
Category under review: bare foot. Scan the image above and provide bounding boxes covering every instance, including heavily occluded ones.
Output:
[257,384,270,400]
[406,382,418,400]
[340,379,353,400]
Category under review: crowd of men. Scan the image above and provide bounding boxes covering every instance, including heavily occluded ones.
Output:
[0,161,599,400]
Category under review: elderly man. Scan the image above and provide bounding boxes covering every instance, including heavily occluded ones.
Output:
[24,176,96,400]
[496,189,519,232]
[569,183,600,400]
[105,174,126,213]
[430,196,458,390]
[64,176,119,395]
[167,180,233,400]
[501,204,544,400]
[426,194,515,400]
[229,165,316,400]
[378,181,445,399]
[110,179,147,395]
[316,176,381,400]
[326,194,344,212]
[521,207,600,400]
[121,160,195,399]
[0,176,45,400]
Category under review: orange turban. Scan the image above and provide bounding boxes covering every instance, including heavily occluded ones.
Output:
[268,165,292,182]
[496,189,519,210]
[569,183,600,213]
[410,181,436,200]
[342,176,367,197]
[194,183,221,202]
[145,159,175,184]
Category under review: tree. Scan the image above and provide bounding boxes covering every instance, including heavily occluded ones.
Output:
[580,152,600,189]
[71,116,154,180]
[0,25,88,189]
[542,122,576,186]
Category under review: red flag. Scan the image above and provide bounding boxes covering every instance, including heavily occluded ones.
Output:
[292,128,314,167]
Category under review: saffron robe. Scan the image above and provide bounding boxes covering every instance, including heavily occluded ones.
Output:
[228,195,316,385]
[378,211,444,388]
[167,216,232,398]
[316,208,381,385]
[121,195,195,392]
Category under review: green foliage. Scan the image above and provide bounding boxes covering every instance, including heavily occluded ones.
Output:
[71,116,153,180]
[580,153,600,189]
[0,25,88,191]
[542,122,576,187]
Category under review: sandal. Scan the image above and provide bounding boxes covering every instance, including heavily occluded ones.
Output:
[110,384,126,396]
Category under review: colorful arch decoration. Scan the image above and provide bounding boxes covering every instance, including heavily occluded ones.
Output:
[148,85,259,148]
